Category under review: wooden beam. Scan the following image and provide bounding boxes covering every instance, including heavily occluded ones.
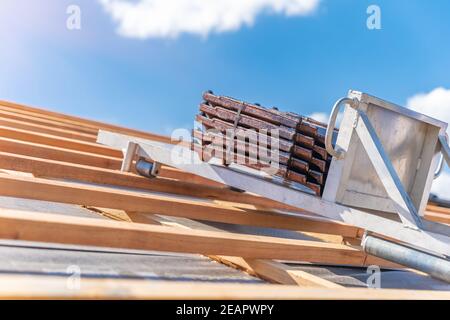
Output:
[0,150,196,196]
[0,137,223,187]
[0,173,360,237]
[125,213,344,287]
[0,125,120,157]
[0,136,223,186]
[0,137,122,169]
[83,207,133,222]
[212,257,343,288]
[0,209,368,265]
[427,204,450,215]
[119,213,398,281]
[123,211,164,225]
[0,108,98,135]
[0,151,323,213]
[0,116,97,142]
[0,105,97,135]
[425,211,450,225]
[0,275,448,299]
[0,100,171,144]
[65,210,401,285]
[299,232,345,245]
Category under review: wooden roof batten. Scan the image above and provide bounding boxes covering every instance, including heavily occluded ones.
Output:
[0,98,448,299]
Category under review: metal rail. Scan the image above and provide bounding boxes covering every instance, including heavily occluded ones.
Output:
[97,130,450,258]
[363,235,450,283]
[97,90,450,282]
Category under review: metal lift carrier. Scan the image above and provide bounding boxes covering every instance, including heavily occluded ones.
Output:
[98,90,450,282]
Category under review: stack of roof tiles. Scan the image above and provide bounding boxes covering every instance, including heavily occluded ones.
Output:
[194,91,333,195]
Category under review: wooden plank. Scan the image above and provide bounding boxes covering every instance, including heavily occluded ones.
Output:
[212,257,343,288]
[0,173,360,237]
[0,108,98,135]
[0,100,171,144]
[0,137,123,169]
[123,211,164,225]
[0,105,97,135]
[138,201,385,274]
[84,207,133,222]
[0,125,121,157]
[0,151,330,214]
[425,211,450,225]
[301,232,345,244]
[427,204,450,215]
[106,213,396,280]
[127,213,344,287]
[0,209,368,265]
[0,275,448,299]
[0,116,97,142]
[0,136,223,187]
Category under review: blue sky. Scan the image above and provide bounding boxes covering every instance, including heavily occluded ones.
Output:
[1,0,450,133]
[2,0,450,197]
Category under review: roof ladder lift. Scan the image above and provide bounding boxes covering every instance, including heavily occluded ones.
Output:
[98,90,450,283]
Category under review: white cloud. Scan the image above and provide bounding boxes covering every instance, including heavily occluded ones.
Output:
[308,112,328,124]
[98,0,320,39]
[407,87,450,133]
[307,111,343,127]
[406,87,450,200]
[430,172,450,200]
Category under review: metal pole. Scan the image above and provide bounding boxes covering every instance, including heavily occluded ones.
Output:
[363,235,450,284]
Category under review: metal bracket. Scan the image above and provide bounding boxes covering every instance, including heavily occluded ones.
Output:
[121,141,138,172]
[120,140,162,178]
